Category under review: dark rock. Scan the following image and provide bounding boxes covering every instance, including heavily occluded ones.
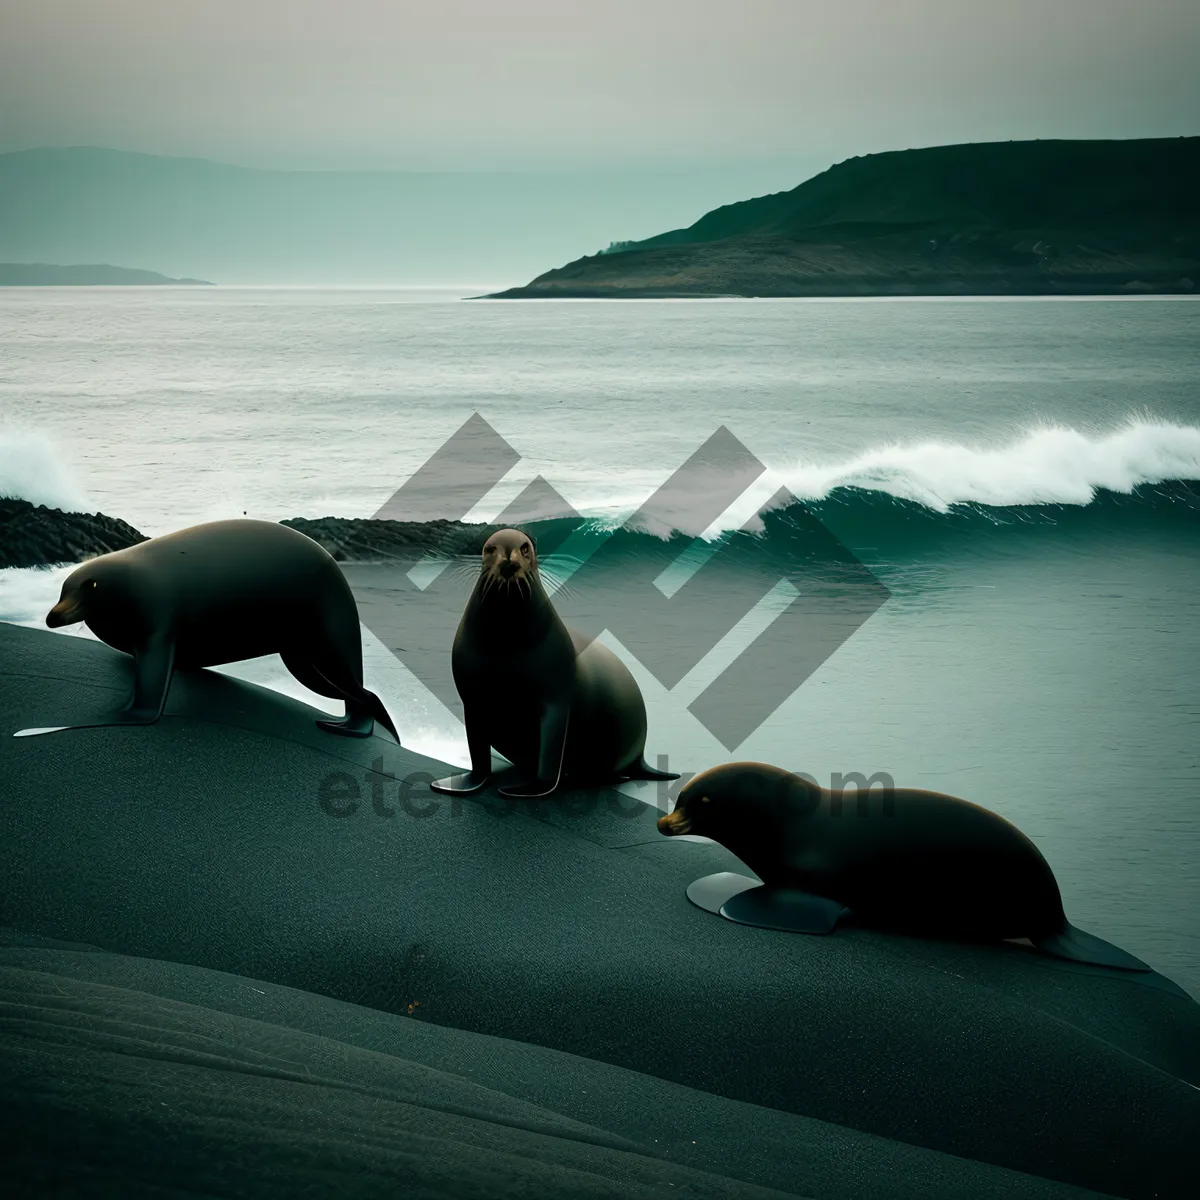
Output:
[0,500,147,569]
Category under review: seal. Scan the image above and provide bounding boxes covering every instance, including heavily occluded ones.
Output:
[30,518,400,741]
[430,527,676,798]
[659,761,1150,970]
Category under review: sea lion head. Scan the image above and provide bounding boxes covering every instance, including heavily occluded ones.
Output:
[45,556,124,628]
[479,528,539,598]
[657,761,801,842]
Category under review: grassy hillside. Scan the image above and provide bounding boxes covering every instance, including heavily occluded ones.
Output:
[490,138,1200,298]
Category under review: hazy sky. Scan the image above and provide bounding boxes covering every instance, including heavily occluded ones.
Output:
[2,0,1197,171]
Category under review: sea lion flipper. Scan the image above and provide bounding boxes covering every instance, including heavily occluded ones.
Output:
[431,706,493,794]
[465,705,494,779]
[316,711,374,738]
[12,634,174,736]
[497,703,569,799]
[430,771,491,795]
[304,662,401,743]
[1033,923,1153,972]
[622,757,680,782]
[360,689,402,744]
[497,777,560,799]
[121,636,176,724]
[685,872,761,914]
[316,691,401,743]
[719,885,849,935]
[537,702,569,785]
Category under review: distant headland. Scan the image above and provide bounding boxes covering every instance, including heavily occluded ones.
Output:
[487,137,1200,299]
[0,263,212,286]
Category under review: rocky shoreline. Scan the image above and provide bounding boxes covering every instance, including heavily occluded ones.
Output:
[0,500,148,569]
[487,231,1199,300]
[0,503,519,569]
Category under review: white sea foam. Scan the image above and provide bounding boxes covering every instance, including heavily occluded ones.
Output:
[0,430,89,511]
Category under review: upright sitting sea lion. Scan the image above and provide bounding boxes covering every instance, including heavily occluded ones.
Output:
[430,528,676,798]
[659,761,1150,970]
[27,519,400,741]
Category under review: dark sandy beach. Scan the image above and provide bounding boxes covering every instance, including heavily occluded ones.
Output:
[1,621,1197,1198]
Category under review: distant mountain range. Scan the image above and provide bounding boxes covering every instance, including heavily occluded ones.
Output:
[0,148,800,285]
[489,138,1200,298]
[0,263,211,286]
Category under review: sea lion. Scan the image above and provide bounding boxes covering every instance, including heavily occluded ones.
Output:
[430,528,676,798]
[24,518,399,741]
[659,761,1150,970]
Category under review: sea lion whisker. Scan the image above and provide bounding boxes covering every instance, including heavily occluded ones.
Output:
[541,576,581,603]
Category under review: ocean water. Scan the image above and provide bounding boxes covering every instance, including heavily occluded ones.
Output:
[1,287,1198,993]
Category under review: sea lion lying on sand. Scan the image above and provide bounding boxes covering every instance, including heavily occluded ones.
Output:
[661,761,1150,969]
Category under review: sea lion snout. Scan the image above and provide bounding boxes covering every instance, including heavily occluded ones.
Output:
[46,575,97,627]
[498,558,521,579]
[658,810,692,836]
[46,599,82,628]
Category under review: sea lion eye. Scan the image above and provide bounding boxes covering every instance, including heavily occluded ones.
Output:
[701,795,711,803]
[89,580,98,590]
[484,544,495,554]
[520,543,530,555]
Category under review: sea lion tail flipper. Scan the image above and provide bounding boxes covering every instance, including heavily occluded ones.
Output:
[308,663,401,744]
[359,687,402,745]
[316,691,401,743]
[1033,923,1153,972]
[623,757,680,781]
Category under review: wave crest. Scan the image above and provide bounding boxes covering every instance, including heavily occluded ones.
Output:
[766,421,1200,514]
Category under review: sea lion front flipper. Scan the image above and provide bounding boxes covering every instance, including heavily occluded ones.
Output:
[432,704,493,795]
[497,703,568,799]
[430,770,492,795]
[685,872,762,914]
[119,635,176,724]
[720,885,849,934]
[684,873,849,933]
[1032,923,1153,972]
[13,635,173,736]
